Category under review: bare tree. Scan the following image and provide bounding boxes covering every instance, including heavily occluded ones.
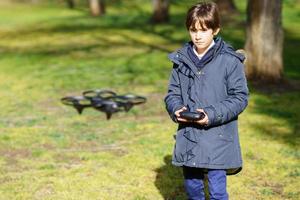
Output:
[66,0,75,9]
[245,0,283,82]
[89,0,105,16]
[214,0,237,14]
[151,0,170,23]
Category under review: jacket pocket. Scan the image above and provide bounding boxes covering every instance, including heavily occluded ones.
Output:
[216,125,234,142]
[207,125,234,165]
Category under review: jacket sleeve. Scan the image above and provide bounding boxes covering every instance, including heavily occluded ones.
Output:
[164,65,185,123]
[203,60,249,127]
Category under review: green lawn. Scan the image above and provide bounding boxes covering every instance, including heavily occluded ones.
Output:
[0,1,299,200]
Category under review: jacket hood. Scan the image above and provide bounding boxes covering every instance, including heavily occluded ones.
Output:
[221,41,245,62]
[168,37,245,64]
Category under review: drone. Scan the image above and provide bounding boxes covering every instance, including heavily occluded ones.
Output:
[61,89,147,120]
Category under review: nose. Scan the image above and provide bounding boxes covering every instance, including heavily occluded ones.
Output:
[195,31,201,40]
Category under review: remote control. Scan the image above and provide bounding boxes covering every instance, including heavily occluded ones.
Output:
[179,111,205,121]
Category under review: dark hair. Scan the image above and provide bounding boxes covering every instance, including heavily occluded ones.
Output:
[186,2,220,31]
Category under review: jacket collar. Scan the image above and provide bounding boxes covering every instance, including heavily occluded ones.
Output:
[168,37,224,76]
[168,37,245,69]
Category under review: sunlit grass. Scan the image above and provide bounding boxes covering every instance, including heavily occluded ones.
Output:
[0,1,299,200]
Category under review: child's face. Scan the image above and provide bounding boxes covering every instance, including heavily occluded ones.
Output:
[189,21,219,54]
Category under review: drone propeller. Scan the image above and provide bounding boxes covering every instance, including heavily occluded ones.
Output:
[114,94,146,105]
[61,96,91,114]
[112,94,146,111]
[82,89,116,100]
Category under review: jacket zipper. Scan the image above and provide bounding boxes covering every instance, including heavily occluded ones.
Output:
[177,52,206,77]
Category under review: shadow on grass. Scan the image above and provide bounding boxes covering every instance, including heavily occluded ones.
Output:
[2,4,299,149]
[283,28,300,80]
[154,155,211,200]
[0,1,249,58]
[247,85,300,149]
[154,155,186,200]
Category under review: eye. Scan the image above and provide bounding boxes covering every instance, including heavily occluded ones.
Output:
[199,28,207,32]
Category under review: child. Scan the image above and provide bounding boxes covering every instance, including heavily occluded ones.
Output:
[164,2,249,200]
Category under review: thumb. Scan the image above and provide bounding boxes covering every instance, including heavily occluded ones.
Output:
[196,108,204,112]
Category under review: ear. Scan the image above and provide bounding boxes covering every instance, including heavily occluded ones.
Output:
[213,28,220,36]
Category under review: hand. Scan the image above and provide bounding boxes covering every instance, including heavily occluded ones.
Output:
[195,108,209,125]
[174,107,190,123]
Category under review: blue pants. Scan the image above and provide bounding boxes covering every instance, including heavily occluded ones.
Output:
[183,166,228,200]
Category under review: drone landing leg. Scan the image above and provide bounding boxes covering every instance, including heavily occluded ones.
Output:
[74,105,84,114]
[124,104,133,112]
[106,113,112,120]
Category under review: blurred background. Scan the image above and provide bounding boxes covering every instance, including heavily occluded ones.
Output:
[0,0,299,199]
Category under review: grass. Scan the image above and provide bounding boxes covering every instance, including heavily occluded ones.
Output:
[0,0,299,199]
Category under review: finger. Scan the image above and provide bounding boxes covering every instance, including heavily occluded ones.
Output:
[176,107,185,114]
[175,111,182,117]
[177,117,187,122]
[179,107,186,112]
[200,116,208,123]
[195,116,208,123]
[195,119,204,123]
[196,121,206,125]
[176,107,187,116]
[196,117,208,125]
[175,110,180,116]
[177,118,189,122]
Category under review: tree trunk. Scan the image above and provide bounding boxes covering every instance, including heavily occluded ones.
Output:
[214,0,237,14]
[89,0,105,16]
[151,0,170,23]
[66,0,75,9]
[245,0,283,82]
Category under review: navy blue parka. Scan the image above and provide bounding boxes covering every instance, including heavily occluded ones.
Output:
[164,37,249,175]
